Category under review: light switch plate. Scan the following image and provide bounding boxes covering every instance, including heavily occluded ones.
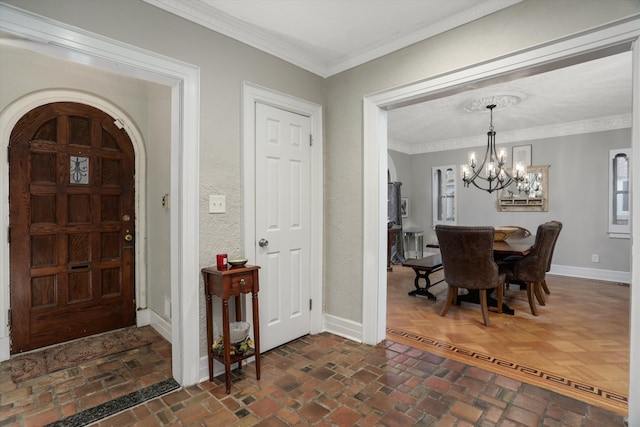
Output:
[209,195,226,213]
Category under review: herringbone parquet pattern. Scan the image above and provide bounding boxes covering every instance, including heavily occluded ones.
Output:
[386,265,630,415]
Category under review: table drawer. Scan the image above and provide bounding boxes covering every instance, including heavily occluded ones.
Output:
[229,272,254,295]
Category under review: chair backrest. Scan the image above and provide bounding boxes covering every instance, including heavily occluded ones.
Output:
[546,220,563,272]
[435,225,499,290]
[514,221,562,282]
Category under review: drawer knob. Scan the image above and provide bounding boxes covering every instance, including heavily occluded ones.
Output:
[240,279,245,286]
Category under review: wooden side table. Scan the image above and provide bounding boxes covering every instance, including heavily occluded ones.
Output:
[202,265,261,394]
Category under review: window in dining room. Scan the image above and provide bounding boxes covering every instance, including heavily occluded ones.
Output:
[432,165,456,226]
[608,148,631,238]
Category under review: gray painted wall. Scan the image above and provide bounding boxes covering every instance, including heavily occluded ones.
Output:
[323,0,640,324]
[390,128,631,273]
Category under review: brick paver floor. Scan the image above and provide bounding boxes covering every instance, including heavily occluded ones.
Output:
[0,330,627,426]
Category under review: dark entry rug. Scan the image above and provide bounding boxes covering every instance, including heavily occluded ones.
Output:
[10,326,158,382]
[44,378,180,427]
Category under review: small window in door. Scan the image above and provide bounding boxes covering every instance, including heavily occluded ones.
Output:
[70,156,89,184]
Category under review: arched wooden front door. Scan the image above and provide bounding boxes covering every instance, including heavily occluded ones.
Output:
[9,102,136,353]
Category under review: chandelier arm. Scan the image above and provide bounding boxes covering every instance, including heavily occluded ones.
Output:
[468,175,513,193]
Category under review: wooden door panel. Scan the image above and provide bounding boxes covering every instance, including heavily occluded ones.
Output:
[9,102,136,353]
[68,270,92,302]
[31,275,56,308]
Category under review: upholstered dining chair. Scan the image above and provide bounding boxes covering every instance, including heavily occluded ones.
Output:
[540,220,563,294]
[435,225,505,326]
[501,221,562,316]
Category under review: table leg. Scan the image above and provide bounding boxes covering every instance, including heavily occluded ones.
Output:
[407,267,443,300]
[222,299,232,393]
[252,291,261,380]
[235,296,242,372]
[205,294,214,382]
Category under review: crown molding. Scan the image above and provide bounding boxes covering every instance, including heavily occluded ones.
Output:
[143,0,521,78]
[389,113,632,155]
[143,0,328,76]
[323,0,522,76]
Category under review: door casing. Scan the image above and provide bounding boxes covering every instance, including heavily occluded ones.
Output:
[242,82,323,339]
[0,4,202,387]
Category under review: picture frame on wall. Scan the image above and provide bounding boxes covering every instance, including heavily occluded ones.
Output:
[513,144,532,166]
[401,197,409,218]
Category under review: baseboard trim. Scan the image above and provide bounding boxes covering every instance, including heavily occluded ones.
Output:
[149,310,172,344]
[0,335,9,362]
[323,313,363,343]
[136,308,150,327]
[551,264,630,284]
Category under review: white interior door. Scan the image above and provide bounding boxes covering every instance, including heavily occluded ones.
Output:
[255,102,311,352]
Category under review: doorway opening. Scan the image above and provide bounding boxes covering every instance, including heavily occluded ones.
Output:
[363,17,640,419]
[8,100,140,353]
[0,5,201,386]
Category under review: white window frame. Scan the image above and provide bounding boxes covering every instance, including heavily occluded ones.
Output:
[432,165,457,227]
[608,148,631,239]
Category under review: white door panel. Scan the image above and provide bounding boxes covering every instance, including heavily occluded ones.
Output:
[256,103,311,351]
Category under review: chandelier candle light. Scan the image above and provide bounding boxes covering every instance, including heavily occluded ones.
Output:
[462,104,527,193]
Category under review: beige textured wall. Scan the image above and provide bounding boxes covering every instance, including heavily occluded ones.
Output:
[323,0,640,323]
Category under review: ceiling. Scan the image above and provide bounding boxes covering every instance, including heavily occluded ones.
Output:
[144,1,632,154]
[387,51,632,154]
[143,0,522,77]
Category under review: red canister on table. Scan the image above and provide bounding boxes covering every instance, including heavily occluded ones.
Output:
[216,254,228,270]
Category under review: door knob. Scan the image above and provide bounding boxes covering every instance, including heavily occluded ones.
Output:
[124,234,133,242]
[258,238,269,247]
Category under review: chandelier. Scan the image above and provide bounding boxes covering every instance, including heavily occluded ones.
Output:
[461,104,526,193]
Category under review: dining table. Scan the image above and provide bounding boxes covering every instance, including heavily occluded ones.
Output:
[456,234,536,315]
[403,235,536,313]
[493,235,535,257]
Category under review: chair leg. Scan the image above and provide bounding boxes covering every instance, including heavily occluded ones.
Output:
[541,278,550,294]
[496,284,504,315]
[479,289,490,326]
[534,281,546,306]
[439,286,456,317]
[526,282,538,316]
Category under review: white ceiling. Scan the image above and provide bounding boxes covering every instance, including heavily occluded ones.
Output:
[143,0,522,77]
[388,51,632,154]
[143,0,633,154]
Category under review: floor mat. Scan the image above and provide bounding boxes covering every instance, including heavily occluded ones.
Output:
[44,378,180,427]
[10,326,159,382]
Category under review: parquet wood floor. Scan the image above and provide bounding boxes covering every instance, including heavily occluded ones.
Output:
[386,265,630,416]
